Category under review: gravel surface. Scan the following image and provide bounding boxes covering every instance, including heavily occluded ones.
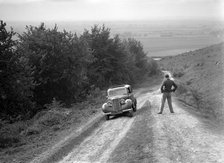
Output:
[32,77,224,163]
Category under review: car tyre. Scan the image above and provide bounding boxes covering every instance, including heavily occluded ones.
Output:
[128,110,133,117]
[132,100,137,112]
[106,115,110,120]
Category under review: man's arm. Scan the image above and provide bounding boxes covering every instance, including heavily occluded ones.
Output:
[160,81,165,93]
[172,81,178,92]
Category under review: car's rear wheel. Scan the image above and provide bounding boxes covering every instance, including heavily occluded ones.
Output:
[132,100,137,112]
[106,115,110,120]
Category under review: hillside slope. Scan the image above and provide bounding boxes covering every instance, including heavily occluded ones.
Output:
[159,43,224,121]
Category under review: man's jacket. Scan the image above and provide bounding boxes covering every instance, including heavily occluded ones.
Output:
[161,79,177,93]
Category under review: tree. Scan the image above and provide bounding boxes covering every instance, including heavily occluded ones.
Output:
[121,38,150,82]
[81,25,130,88]
[0,21,160,120]
[0,20,35,120]
[18,23,93,105]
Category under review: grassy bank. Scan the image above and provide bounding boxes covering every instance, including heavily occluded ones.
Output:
[159,43,224,121]
[0,88,105,163]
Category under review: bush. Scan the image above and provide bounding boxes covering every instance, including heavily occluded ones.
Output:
[147,58,160,76]
[176,82,188,95]
[86,87,104,103]
[18,23,93,106]
[173,70,184,78]
[24,111,65,135]
[44,98,64,111]
[25,126,40,135]
[39,113,62,127]
[0,136,21,149]
[175,81,203,110]
[186,80,192,85]
[0,20,35,120]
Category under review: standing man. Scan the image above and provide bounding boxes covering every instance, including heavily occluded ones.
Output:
[158,74,177,114]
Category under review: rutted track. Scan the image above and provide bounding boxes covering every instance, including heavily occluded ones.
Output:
[58,91,151,163]
[31,86,153,163]
[31,75,224,163]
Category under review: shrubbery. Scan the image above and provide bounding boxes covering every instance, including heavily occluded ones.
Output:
[0,21,35,121]
[173,69,184,78]
[0,21,160,121]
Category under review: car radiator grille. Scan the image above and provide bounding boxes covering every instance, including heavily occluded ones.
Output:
[112,99,121,111]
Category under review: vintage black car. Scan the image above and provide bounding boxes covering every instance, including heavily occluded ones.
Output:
[102,84,137,120]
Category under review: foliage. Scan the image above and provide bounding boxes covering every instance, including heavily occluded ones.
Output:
[18,23,92,106]
[1,21,160,120]
[0,20,35,120]
[81,25,130,88]
[81,26,157,88]
[0,136,21,149]
[146,58,160,76]
[173,70,184,78]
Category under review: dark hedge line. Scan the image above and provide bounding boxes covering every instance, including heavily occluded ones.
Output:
[0,21,160,121]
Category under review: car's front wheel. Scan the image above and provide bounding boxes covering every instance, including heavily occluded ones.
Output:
[106,115,110,120]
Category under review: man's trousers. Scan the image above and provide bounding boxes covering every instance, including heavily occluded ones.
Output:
[160,92,174,113]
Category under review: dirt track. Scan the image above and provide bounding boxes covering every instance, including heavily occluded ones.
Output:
[32,81,224,163]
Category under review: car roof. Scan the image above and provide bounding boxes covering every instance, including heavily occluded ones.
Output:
[108,84,130,90]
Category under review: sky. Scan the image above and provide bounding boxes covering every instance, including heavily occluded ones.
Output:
[0,0,223,22]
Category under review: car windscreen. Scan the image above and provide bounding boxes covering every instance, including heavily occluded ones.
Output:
[108,87,127,97]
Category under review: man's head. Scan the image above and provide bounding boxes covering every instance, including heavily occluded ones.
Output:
[165,74,169,79]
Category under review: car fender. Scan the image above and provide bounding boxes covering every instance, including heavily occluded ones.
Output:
[121,99,132,110]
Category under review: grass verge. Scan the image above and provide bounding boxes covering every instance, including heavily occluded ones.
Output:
[0,88,105,163]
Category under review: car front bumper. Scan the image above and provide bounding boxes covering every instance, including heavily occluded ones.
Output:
[102,99,132,114]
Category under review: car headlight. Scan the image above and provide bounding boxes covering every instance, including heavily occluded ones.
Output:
[107,101,112,106]
[120,99,125,105]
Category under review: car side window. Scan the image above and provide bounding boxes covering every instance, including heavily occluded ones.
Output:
[127,87,132,93]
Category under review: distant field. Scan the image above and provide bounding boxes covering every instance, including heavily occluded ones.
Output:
[7,20,224,57]
[136,36,223,57]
